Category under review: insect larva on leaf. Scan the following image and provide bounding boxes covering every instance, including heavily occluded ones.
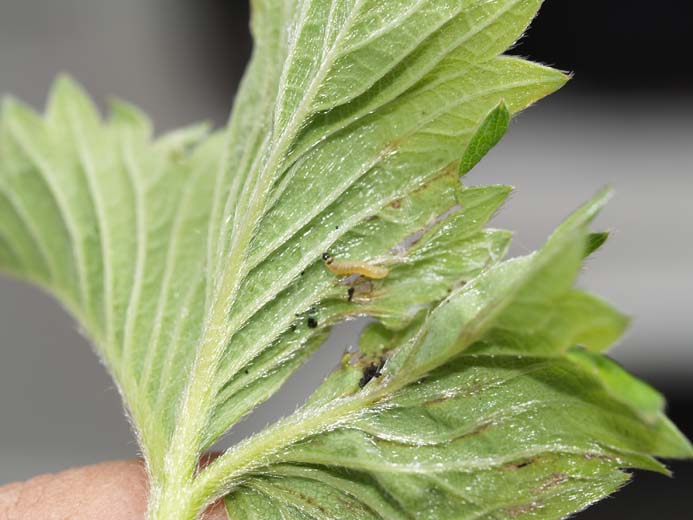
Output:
[322,253,389,279]
[359,357,386,388]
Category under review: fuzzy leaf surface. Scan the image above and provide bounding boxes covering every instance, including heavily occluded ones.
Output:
[0,1,690,519]
[222,197,692,519]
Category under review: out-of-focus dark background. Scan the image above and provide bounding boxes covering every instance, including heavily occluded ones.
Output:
[0,1,691,517]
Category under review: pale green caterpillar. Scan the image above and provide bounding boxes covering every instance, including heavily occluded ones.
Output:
[322,253,389,279]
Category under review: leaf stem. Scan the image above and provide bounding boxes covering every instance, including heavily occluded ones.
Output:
[196,399,364,503]
[196,376,405,511]
[145,393,370,520]
[149,6,404,516]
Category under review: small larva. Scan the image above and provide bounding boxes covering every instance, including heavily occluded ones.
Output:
[322,253,389,279]
[359,357,386,388]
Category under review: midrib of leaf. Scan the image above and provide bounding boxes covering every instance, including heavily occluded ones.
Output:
[320,0,341,59]
[285,442,629,475]
[209,0,300,275]
[207,2,286,293]
[197,27,299,461]
[271,0,426,171]
[157,1,308,497]
[273,0,351,131]
[280,0,453,119]
[359,396,654,452]
[154,1,291,491]
[231,0,379,242]
[195,372,613,505]
[384,359,549,411]
[192,386,393,503]
[164,0,415,491]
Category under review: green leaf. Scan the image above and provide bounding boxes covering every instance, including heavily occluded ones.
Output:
[229,460,628,520]
[242,356,680,520]
[565,348,669,424]
[0,79,224,472]
[586,231,610,257]
[459,101,511,175]
[475,289,630,356]
[222,201,691,519]
[376,190,611,380]
[191,3,568,483]
[0,2,689,520]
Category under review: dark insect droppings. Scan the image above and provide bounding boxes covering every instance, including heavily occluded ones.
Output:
[359,358,386,388]
[307,317,318,328]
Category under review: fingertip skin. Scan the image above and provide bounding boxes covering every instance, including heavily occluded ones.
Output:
[0,460,147,520]
[0,460,227,520]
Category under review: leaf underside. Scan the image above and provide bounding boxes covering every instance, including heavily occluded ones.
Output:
[0,1,690,519]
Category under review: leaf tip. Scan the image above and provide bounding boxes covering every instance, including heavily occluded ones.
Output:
[585,231,610,257]
[547,67,572,91]
[0,95,38,123]
[47,73,100,120]
[459,101,512,176]
[660,420,693,460]
[667,420,693,459]
[0,94,20,115]
[50,73,84,99]
[567,186,614,229]
[108,97,153,137]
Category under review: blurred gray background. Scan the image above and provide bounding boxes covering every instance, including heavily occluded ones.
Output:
[0,1,691,517]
